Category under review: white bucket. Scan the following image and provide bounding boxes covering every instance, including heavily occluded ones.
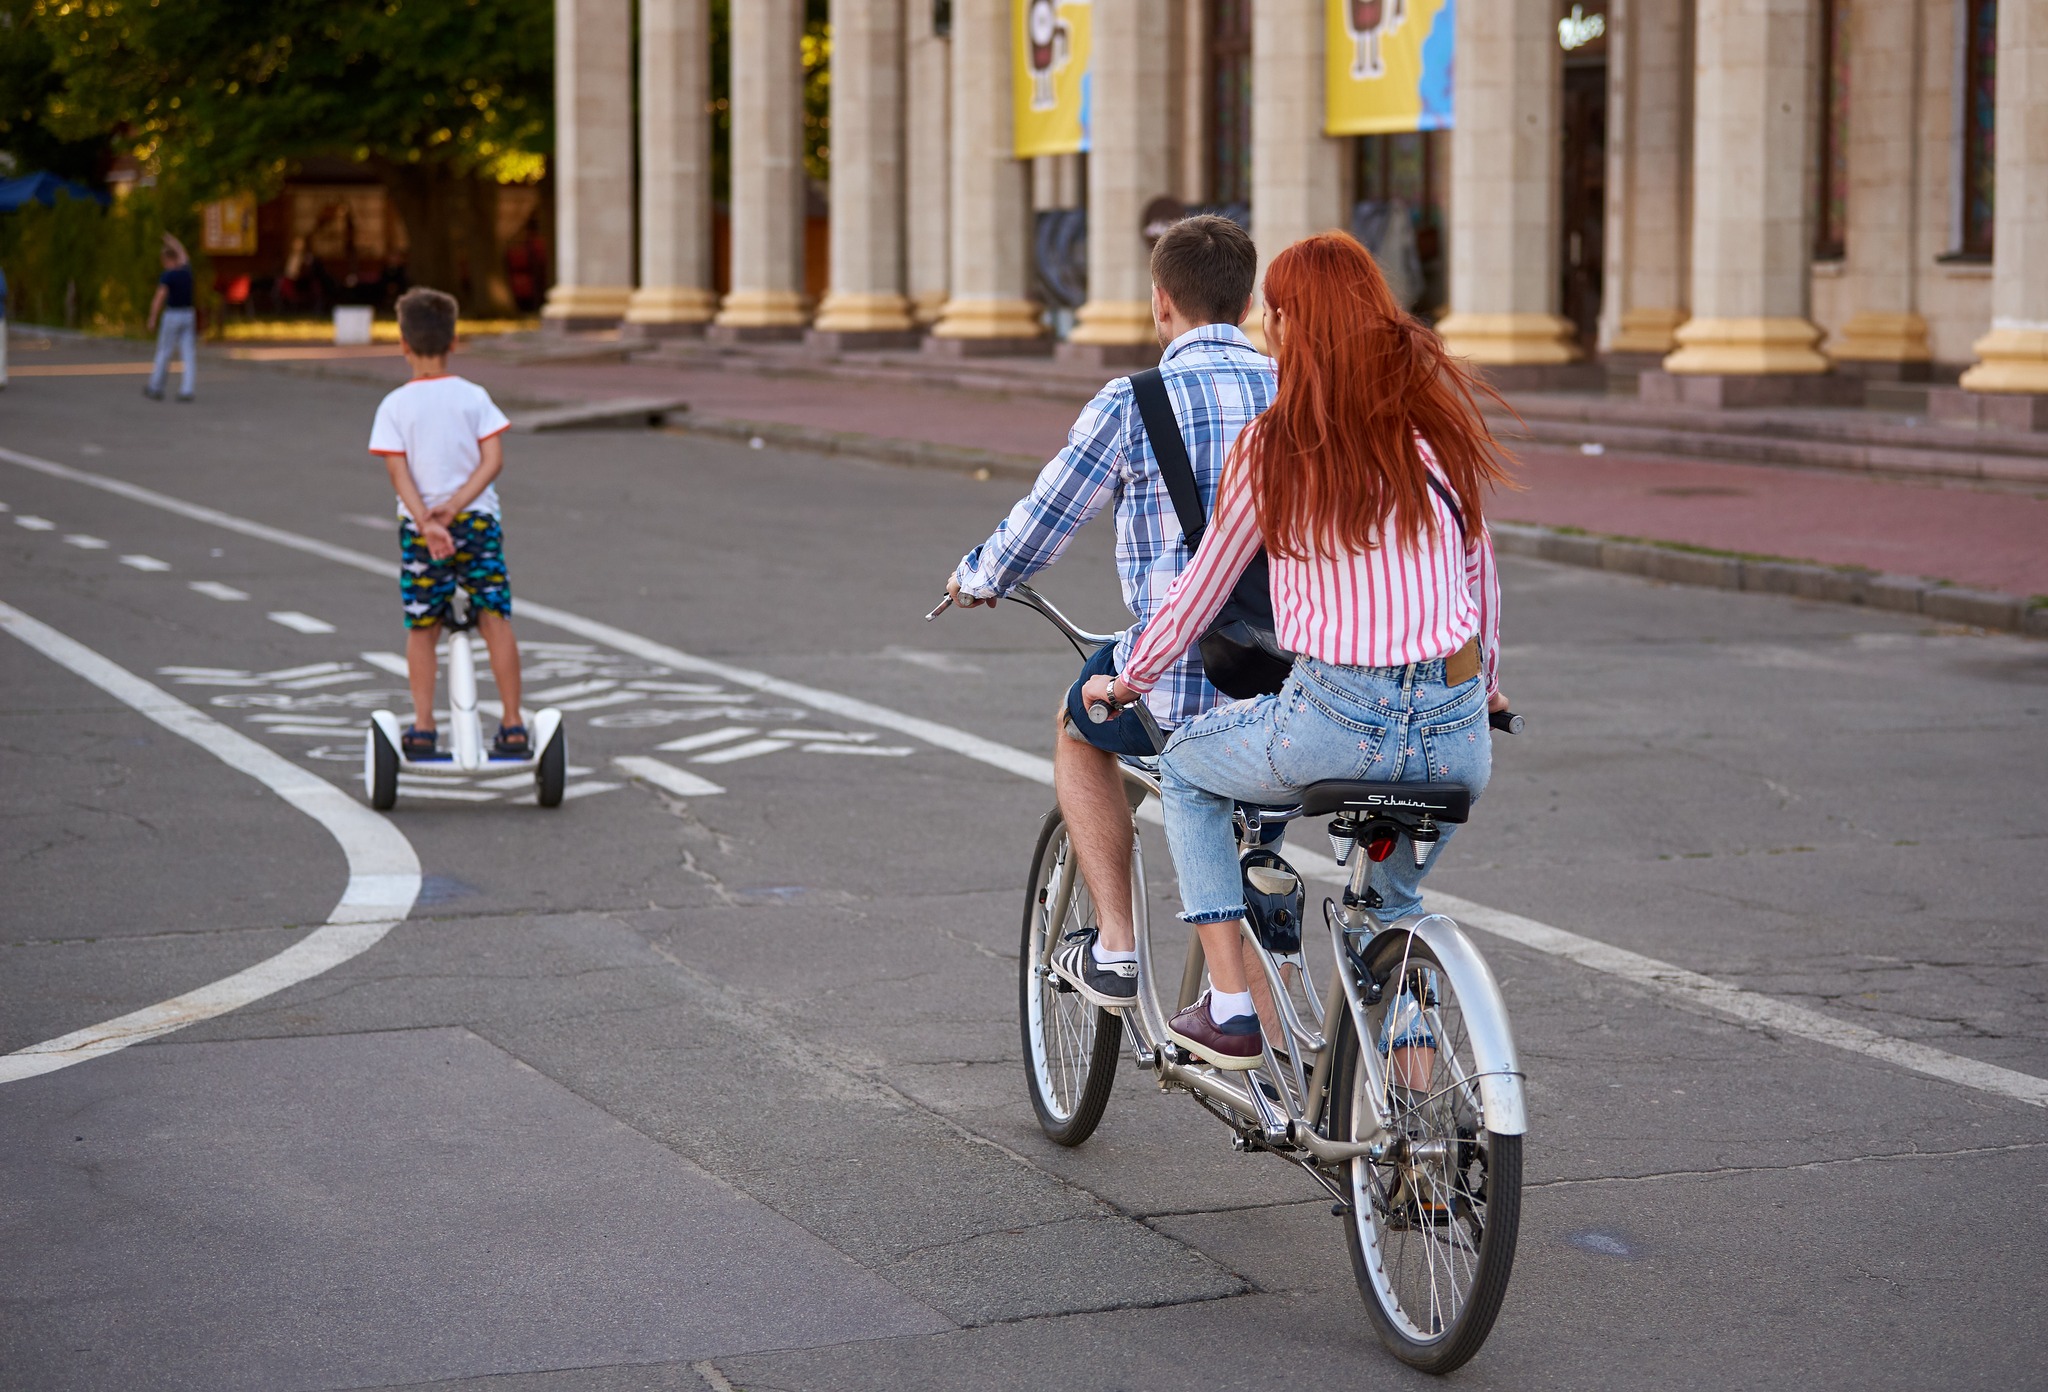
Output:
[333,305,373,346]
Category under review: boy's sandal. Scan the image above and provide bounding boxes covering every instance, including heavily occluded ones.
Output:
[492,724,531,758]
[401,727,439,759]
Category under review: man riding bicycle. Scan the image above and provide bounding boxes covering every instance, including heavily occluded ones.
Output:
[941,215,1275,1012]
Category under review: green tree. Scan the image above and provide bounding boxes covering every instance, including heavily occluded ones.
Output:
[27,0,550,315]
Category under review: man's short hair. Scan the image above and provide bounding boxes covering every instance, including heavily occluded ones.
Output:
[1149,214,1257,326]
[396,287,459,356]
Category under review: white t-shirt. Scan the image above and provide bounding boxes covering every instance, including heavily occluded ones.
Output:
[368,375,512,519]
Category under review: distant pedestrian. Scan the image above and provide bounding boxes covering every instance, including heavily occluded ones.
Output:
[144,234,196,402]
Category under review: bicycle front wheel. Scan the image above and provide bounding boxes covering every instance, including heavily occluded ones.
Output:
[1018,809,1122,1146]
[1327,928,1522,1374]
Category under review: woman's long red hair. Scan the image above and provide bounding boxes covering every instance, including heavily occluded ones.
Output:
[1238,232,1514,559]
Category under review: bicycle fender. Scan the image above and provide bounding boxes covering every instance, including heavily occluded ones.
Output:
[1364,914,1528,1136]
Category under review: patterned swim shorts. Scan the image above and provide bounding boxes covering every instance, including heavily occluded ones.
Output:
[399,512,513,629]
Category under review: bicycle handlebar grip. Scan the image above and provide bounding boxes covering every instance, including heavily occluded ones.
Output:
[1488,710,1524,734]
[1087,700,1114,724]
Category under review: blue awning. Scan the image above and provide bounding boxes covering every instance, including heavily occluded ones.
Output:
[0,172,111,212]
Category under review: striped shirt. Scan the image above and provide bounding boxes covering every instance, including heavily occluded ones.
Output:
[953,324,1277,730]
[1120,447,1503,697]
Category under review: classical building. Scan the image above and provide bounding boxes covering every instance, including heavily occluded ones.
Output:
[543,0,2047,422]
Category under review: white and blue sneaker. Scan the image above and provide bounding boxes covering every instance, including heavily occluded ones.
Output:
[1050,930,1138,1009]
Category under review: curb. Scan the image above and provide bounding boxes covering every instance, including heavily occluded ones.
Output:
[675,415,2043,639]
[1489,523,2046,638]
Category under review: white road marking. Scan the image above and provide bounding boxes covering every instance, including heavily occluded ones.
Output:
[262,662,348,680]
[655,725,758,753]
[528,677,617,702]
[774,728,878,743]
[160,664,250,678]
[272,670,370,690]
[268,610,337,634]
[554,689,643,712]
[359,650,410,677]
[804,743,914,756]
[249,712,353,725]
[0,598,420,1085]
[189,580,249,601]
[63,534,109,549]
[10,447,2043,1111]
[563,780,624,800]
[119,554,171,571]
[627,680,726,694]
[885,646,985,675]
[692,737,794,765]
[393,785,498,802]
[613,755,726,798]
[261,723,372,738]
[14,514,55,530]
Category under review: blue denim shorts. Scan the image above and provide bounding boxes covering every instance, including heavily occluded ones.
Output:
[1063,642,1163,757]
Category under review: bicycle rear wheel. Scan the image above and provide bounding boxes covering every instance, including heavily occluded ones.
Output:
[1018,809,1122,1146]
[1327,928,1521,1374]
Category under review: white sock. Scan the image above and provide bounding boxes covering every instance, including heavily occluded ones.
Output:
[1092,940,1138,965]
[1209,988,1255,1025]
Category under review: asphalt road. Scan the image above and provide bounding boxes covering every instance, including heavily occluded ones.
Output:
[2,343,2045,1392]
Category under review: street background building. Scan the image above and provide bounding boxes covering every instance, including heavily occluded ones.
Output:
[545,0,2048,426]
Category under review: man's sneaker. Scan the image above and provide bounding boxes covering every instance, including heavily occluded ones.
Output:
[1166,993,1263,1070]
[1050,930,1137,1009]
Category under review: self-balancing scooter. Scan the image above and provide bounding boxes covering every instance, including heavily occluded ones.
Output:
[364,593,566,809]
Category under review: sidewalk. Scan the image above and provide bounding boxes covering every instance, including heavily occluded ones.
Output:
[14,325,2045,621]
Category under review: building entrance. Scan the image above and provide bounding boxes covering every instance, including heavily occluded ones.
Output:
[1559,45,1608,351]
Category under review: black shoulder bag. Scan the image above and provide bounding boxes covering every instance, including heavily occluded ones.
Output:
[1128,368,1293,700]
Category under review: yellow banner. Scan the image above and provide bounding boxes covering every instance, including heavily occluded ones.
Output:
[201,193,258,255]
[1325,0,1456,136]
[1013,0,1093,158]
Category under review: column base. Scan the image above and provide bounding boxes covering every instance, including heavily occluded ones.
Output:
[712,289,810,334]
[1435,313,1585,367]
[1057,341,1160,368]
[929,296,1046,348]
[909,290,949,327]
[1829,312,1933,377]
[1958,325,2048,395]
[540,285,636,333]
[1662,316,1830,375]
[1928,386,2048,433]
[812,291,917,335]
[806,327,924,352]
[1606,307,1688,356]
[622,287,719,338]
[1067,299,1156,345]
[1639,369,1863,409]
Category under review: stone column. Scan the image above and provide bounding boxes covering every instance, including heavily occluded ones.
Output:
[1599,0,1692,367]
[1831,0,1932,374]
[928,0,1045,354]
[812,0,917,348]
[1956,0,2048,420]
[1434,0,1583,378]
[541,0,635,331]
[1250,0,1349,341]
[1657,0,1839,401]
[711,0,809,339]
[905,0,951,327]
[1064,0,1172,365]
[624,0,717,337]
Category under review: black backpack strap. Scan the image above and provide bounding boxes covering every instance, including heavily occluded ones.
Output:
[1129,368,1207,550]
[1424,469,1467,541]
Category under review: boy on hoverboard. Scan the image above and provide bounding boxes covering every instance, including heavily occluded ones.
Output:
[367,287,528,760]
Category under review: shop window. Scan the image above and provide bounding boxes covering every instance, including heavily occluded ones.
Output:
[1956,0,1996,258]
[1353,133,1446,318]
[1208,0,1253,208]
[1813,0,1850,261]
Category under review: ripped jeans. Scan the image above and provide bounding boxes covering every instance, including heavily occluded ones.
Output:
[1158,656,1492,927]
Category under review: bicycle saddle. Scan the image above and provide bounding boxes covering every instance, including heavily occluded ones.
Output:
[1300,780,1471,822]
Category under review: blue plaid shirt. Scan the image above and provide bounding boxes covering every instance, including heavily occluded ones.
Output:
[954,324,1277,730]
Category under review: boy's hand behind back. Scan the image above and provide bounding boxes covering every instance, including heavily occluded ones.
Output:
[423,520,456,561]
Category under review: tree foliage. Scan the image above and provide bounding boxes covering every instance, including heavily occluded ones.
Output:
[18,0,551,313]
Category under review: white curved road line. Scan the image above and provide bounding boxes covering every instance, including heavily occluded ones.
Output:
[6,446,2045,1112]
[0,599,421,1084]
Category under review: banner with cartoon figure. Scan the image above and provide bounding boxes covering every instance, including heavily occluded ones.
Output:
[1325,0,1455,135]
[1013,0,1093,157]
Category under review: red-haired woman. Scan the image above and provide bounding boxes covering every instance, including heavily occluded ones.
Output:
[1082,232,1514,1069]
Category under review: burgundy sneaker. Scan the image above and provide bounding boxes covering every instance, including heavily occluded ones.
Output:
[1167,993,1263,1070]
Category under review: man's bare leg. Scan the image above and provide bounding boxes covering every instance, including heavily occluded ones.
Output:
[1053,713,1136,953]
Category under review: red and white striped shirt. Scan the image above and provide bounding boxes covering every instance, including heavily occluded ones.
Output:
[1119,449,1502,697]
